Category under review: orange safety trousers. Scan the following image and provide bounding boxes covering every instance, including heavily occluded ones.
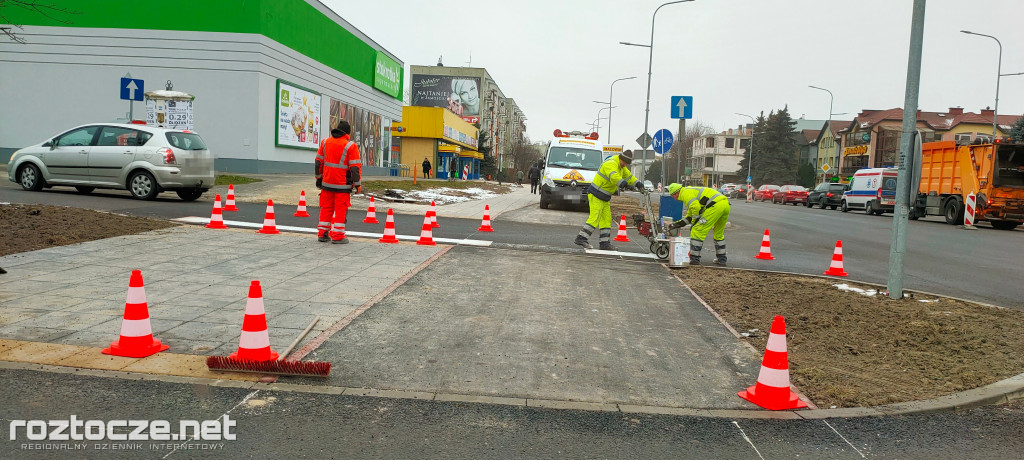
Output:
[318,190,351,240]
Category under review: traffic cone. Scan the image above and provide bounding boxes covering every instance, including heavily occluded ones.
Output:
[224,184,239,211]
[257,199,280,234]
[613,214,630,242]
[754,229,775,260]
[416,212,436,246]
[478,205,494,232]
[205,194,228,229]
[228,281,279,362]
[294,190,310,217]
[737,315,807,410]
[379,208,399,243]
[363,196,379,224]
[823,240,848,277]
[428,200,439,228]
[102,270,170,358]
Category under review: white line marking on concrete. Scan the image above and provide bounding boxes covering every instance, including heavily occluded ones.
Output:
[162,389,259,459]
[174,217,492,246]
[584,248,659,259]
[731,421,765,460]
[823,420,866,458]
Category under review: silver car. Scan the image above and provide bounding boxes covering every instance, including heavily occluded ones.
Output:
[7,123,215,201]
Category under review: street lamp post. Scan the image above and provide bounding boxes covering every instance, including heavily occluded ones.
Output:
[961,30,1002,139]
[621,0,695,185]
[593,77,636,142]
[593,106,615,136]
[809,85,835,177]
[736,113,756,192]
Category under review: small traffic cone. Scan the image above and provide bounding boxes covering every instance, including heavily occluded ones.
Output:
[737,315,807,410]
[228,281,279,362]
[416,212,436,246]
[754,229,775,260]
[205,194,228,229]
[478,205,494,232]
[257,200,280,234]
[379,208,399,243]
[102,270,170,358]
[428,201,440,228]
[294,190,310,217]
[363,196,379,224]
[224,184,239,211]
[613,214,630,242]
[824,240,848,277]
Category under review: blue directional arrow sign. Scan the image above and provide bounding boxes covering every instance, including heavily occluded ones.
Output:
[671,95,693,119]
[652,128,674,154]
[120,77,144,101]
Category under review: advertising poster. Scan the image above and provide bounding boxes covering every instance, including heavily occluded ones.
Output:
[410,74,481,123]
[145,99,194,130]
[276,80,321,150]
[328,98,382,167]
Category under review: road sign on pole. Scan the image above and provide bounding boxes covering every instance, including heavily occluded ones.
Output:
[652,129,673,154]
[120,77,145,101]
[636,132,652,149]
[670,96,693,119]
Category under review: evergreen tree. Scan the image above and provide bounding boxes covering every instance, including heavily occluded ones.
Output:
[477,130,496,179]
[645,159,662,185]
[1010,114,1024,143]
[737,108,799,185]
[798,162,816,188]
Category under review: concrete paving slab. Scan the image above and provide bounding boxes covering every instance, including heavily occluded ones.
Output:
[0,307,49,327]
[53,330,118,348]
[56,348,136,371]
[1,294,90,311]
[0,341,92,365]
[0,325,72,342]
[13,311,115,330]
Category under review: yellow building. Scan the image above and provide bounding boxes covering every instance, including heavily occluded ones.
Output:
[814,120,846,183]
[392,106,481,179]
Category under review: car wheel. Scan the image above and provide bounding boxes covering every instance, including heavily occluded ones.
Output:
[805,200,813,208]
[865,200,875,215]
[539,196,549,209]
[830,205,838,210]
[991,221,1019,230]
[18,164,46,191]
[841,201,849,212]
[909,208,921,220]
[820,198,828,209]
[943,199,963,225]
[128,171,159,200]
[75,186,95,194]
[175,189,204,201]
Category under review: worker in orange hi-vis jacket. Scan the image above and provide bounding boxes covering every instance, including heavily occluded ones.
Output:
[314,120,361,244]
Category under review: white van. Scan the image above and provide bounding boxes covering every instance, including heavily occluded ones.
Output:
[539,130,604,209]
[841,167,898,215]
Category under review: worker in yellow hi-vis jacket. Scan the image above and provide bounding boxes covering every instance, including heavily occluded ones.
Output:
[574,150,642,250]
[666,183,731,265]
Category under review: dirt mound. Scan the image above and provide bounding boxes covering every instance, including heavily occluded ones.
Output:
[0,204,176,257]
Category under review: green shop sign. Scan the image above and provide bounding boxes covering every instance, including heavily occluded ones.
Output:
[374,51,402,99]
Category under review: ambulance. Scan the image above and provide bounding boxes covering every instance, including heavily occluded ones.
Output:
[539,129,605,209]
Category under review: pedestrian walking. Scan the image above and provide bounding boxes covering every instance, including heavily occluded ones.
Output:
[314,120,361,244]
[666,183,731,265]
[449,158,458,182]
[574,150,642,250]
[422,157,432,179]
[516,169,524,186]
[528,163,541,194]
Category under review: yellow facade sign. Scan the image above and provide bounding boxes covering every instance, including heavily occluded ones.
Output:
[844,145,868,155]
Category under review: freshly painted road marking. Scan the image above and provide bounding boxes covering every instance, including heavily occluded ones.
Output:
[584,248,659,259]
[824,420,866,458]
[731,421,766,460]
[163,389,259,459]
[174,217,492,247]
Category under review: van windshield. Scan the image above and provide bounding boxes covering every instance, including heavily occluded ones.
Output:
[547,147,603,171]
[995,144,1024,187]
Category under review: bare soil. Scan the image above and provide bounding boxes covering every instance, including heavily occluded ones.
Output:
[677,267,1024,408]
[0,204,176,257]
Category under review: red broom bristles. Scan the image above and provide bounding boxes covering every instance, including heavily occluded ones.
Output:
[206,356,331,377]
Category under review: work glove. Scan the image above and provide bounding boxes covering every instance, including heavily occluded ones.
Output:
[316,178,322,189]
[669,217,691,230]
[698,217,708,225]
[634,181,645,191]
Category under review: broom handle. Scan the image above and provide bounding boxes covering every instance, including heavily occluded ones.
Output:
[280,316,320,361]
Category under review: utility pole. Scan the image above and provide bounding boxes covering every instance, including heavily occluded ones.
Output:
[676,118,686,185]
[887,0,926,300]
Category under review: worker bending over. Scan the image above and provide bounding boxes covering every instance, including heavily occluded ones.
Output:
[574,150,643,250]
[667,183,731,265]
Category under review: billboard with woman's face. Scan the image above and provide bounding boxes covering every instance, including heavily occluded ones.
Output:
[410,75,481,122]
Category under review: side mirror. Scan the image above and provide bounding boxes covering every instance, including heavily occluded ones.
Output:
[47,138,58,149]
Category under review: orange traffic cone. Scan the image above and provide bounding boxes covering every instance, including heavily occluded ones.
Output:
[363,196,379,224]
[102,270,170,358]
[294,190,310,217]
[205,194,228,229]
[417,212,436,246]
[737,315,807,410]
[224,184,239,211]
[228,281,279,362]
[478,205,494,232]
[428,201,439,228]
[379,208,399,243]
[257,200,280,234]
[824,240,848,277]
[613,214,630,242]
[754,229,775,260]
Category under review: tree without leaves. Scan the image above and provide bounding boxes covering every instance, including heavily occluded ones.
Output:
[0,0,80,44]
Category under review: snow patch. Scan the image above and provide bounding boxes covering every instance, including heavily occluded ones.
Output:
[833,283,879,297]
[386,187,501,205]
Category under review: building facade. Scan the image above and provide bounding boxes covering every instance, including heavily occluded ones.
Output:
[688,127,751,186]
[392,106,480,180]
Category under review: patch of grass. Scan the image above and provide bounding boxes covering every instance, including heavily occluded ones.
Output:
[215,174,262,186]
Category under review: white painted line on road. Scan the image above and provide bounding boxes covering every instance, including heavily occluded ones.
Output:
[584,248,659,259]
[163,389,260,459]
[731,421,766,460]
[174,217,493,247]
[823,420,866,458]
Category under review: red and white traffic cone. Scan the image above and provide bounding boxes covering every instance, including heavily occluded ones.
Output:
[613,214,630,242]
[363,196,380,224]
[257,199,280,234]
[294,190,310,217]
[228,281,279,362]
[224,184,239,211]
[205,194,228,229]
[478,205,494,232]
[754,229,775,260]
[823,240,848,277]
[428,200,440,228]
[737,315,807,410]
[102,270,170,358]
[417,212,436,246]
[379,208,399,243]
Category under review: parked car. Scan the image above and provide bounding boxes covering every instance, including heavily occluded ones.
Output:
[772,185,809,205]
[643,180,654,191]
[806,182,849,210]
[8,123,215,201]
[731,184,753,199]
[841,168,898,215]
[753,184,780,201]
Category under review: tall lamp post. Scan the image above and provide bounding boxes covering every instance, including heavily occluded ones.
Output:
[620,0,695,184]
[593,77,636,142]
[593,106,615,136]
[736,113,756,191]
[808,85,835,176]
[960,30,1002,139]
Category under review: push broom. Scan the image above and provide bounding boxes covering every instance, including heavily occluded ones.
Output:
[207,316,331,377]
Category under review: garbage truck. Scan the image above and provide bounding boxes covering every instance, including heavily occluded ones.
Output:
[911,140,1024,230]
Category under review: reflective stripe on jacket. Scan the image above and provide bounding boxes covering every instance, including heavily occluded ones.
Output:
[316,134,361,193]
[586,155,637,202]
[676,186,727,219]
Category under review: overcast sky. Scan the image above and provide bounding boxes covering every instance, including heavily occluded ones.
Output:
[328,0,1023,147]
